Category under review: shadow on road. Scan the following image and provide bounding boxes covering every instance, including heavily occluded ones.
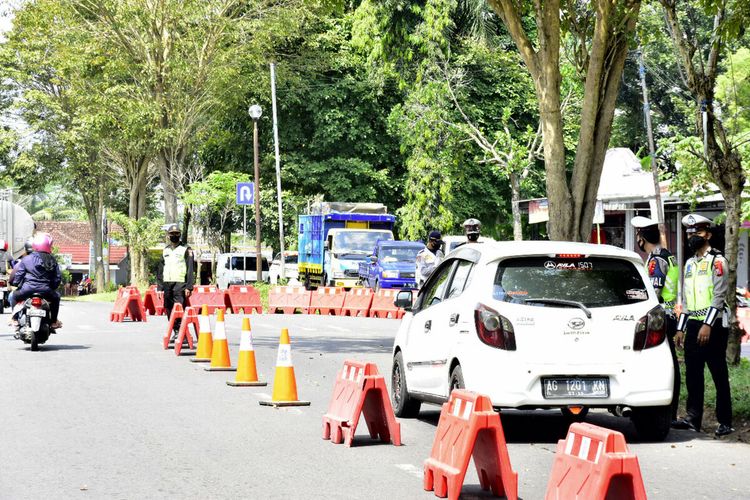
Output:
[414,407,701,445]
[21,344,92,351]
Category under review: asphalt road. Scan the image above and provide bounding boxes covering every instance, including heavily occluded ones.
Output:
[1,301,748,499]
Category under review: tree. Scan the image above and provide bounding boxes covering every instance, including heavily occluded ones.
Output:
[109,212,163,286]
[658,0,748,364]
[488,1,642,241]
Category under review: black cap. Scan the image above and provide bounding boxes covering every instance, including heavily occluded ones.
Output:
[428,230,442,241]
[166,223,181,234]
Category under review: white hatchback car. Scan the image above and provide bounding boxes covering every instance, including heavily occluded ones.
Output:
[391,241,674,441]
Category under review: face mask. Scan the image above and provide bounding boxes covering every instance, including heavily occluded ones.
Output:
[467,233,479,242]
[637,239,646,252]
[688,235,706,252]
[169,235,181,244]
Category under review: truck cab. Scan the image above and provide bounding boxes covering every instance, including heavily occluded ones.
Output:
[324,228,394,287]
[358,240,424,291]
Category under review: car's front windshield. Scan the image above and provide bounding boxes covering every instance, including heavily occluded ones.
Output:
[333,231,393,257]
[380,246,422,263]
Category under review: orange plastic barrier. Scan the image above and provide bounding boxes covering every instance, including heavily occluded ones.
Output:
[322,360,401,447]
[544,422,647,500]
[309,287,346,315]
[163,303,184,348]
[187,285,227,314]
[267,286,311,314]
[737,308,750,343]
[369,289,405,319]
[224,285,263,314]
[110,286,147,322]
[143,285,165,316]
[341,288,373,317]
[424,389,517,500]
[174,306,200,356]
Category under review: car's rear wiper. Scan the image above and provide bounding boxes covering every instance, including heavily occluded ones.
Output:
[523,298,592,319]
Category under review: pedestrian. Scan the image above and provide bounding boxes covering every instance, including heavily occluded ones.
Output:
[9,233,62,330]
[415,230,444,288]
[631,216,681,425]
[156,224,195,344]
[462,218,482,245]
[673,214,734,436]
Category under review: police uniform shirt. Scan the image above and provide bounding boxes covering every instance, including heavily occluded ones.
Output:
[415,247,444,285]
[646,246,678,311]
[678,247,729,328]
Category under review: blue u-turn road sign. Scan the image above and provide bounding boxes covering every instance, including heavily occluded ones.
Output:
[236,182,255,205]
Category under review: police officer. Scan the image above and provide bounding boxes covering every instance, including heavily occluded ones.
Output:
[415,230,444,288]
[673,214,734,436]
[456,218,481,248]
[156,224,195,343]
[631,216,681,425]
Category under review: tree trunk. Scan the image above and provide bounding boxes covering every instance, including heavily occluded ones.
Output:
[723,189,743,364]
[182,205,192,246]
[510,171,523,241]
[159,152,178,223]
[128,157,149,220]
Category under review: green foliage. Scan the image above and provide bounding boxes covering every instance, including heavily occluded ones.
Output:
[663,135,715,208]
[109,213,164,254]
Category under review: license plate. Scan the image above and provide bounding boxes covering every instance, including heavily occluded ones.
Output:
[542,377,609,399]
[27,309,46,317]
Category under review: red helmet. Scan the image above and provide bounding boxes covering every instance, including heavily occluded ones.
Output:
[0,239,7,252]
[32,232,53,253]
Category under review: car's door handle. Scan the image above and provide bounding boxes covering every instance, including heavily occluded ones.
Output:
[424,320,431,333]
[449,313,459,326]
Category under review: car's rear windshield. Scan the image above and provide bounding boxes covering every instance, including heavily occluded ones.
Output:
[493,256,649,308]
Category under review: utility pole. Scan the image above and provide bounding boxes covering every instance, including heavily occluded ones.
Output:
[638,48,667,249]
[270,63,286,280]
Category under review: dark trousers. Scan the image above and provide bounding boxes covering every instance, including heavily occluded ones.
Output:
[163,282,187,333]
[10,288,60,322]
[666,314,680,420]
[684,319,732,428]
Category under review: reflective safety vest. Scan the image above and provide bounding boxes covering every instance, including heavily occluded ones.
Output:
[684,253,715,321]
[662,253,679,304]
[163,245,188,282]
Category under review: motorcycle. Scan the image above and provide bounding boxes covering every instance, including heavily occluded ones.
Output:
[13,294,53,351]
[77,278,92,296]
[0,273,9,314]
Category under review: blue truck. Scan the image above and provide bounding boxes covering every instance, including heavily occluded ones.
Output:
[298,202,395,288]
[358,240,424,291]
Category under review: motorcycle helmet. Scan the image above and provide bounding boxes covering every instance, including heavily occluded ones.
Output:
[24,238,34,254]
[0,239,7,252]
[32,232,53,253]
[462,218,481,242]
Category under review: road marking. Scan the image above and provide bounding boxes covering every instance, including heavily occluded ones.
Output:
[395,464,422,478]
[327,325,347,332]
[254,392,271,399]
[78,325,94,330]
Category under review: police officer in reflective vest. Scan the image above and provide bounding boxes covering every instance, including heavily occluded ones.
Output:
[631,216,681,425]
[157,224,195,342]
[674,214,734,436]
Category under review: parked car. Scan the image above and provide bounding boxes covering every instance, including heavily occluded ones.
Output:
[391,241,673,441]
[216,253,269,289]
[441,235,495,254]
[269,251,299,285]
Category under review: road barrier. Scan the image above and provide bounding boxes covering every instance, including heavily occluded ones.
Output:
[424,389,517,500]
[224,285,263,314]
[260,328,310,408]
[187,285,227,314]
[190,304,213,363]
[110,286,147,322]
[309,287,346,315]
[227,317,266,387]
[173,306,200,356]
[341,288,373,317]
[322,360,401,447]
[267,286,311,314]
[369,289,405,319]
[143,285,165,316]
[545,422,646,500]
[204,309,234,371]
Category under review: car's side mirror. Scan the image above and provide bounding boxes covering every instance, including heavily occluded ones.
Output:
[394,290,413,310]
[370,255,377,263]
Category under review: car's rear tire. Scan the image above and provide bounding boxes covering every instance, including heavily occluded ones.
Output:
[449,365,465,393]
[560,407,589,422]
[392,351,421,418]
[631,405,671,442]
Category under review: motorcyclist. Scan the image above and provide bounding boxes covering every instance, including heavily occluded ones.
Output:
[9,238,34,282]
[9,233,62,329]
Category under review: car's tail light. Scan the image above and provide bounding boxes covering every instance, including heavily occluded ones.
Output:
[556,253,584,259]
[31,297,43,307]
[474,304,516,350]
[633,306,666,350]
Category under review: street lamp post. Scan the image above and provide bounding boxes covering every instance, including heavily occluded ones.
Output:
[249,104,263,283]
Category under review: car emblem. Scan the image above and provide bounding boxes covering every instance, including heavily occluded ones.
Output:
[544,260,557,270]
[567,318,585,330]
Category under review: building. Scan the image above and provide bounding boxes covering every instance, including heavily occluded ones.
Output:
[35,221,129,286]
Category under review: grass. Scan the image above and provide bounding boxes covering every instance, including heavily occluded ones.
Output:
[63,291,119,303]
[677,354,750,421]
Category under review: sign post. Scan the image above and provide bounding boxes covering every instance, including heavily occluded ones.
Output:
[236,182,255,284]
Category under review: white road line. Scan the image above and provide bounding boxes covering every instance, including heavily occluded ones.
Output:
[77,325,94,330]
[394,464,423,479]
[327,325,348,332]
[254,392,271,399]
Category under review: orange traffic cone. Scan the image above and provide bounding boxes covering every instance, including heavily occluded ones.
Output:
[227,317,267,387]
[259,328,310,407]
[190,304,213,363]
[204,309,235,372]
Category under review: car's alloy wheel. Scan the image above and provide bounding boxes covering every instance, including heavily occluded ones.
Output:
[392,351,421,418]
[450,365,465,393]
